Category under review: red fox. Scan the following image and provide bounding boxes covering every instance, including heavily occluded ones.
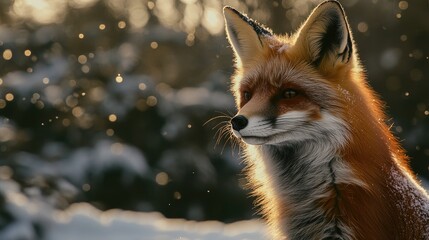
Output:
[223,1,429,239]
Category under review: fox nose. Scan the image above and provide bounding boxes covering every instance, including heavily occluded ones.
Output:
[231,115,248,131]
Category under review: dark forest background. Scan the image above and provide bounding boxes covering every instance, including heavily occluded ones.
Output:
[0,0,428,224]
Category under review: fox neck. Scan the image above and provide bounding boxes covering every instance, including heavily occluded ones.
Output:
[246,119,429,239]
[248,140,360,239]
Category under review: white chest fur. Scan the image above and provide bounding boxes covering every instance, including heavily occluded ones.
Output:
[245,142,365,239]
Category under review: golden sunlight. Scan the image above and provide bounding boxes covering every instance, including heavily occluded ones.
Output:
[12,0,67,24]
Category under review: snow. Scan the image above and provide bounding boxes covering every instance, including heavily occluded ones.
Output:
[59,140,150,186]
[2,57,69,96]
[47,204,267,240]
[388,164,429,236]
[277,45,288,53]
[0,179,267,240]
[3,165,426,240]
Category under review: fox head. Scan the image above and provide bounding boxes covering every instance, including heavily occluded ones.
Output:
[224,1,361,146]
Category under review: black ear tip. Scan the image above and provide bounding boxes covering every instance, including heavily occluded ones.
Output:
[321,0,343,8]
[223,6,231,14]
[223,6,240,17]
[223,6,273,37]
[317,0,345,13]
[314,0,348,25]
[223,6,234,11]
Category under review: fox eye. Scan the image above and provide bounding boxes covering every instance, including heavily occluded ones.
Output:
[283,89,297,99]
[243,91,251,101]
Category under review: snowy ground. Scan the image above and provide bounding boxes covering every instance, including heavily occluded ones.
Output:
[47,204,267,240]
[0,180,267,240]
[2,172,429,240]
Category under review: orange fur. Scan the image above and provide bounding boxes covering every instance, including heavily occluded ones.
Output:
[224,1,429,239]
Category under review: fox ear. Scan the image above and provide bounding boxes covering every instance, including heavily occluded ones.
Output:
[223,6,272,68]
[295,1,353,69]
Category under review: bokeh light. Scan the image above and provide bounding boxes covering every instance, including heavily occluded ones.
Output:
[0,1,428,239]
[3,49,12,60]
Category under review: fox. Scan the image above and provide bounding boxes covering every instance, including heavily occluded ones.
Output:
[223,1,429,239]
